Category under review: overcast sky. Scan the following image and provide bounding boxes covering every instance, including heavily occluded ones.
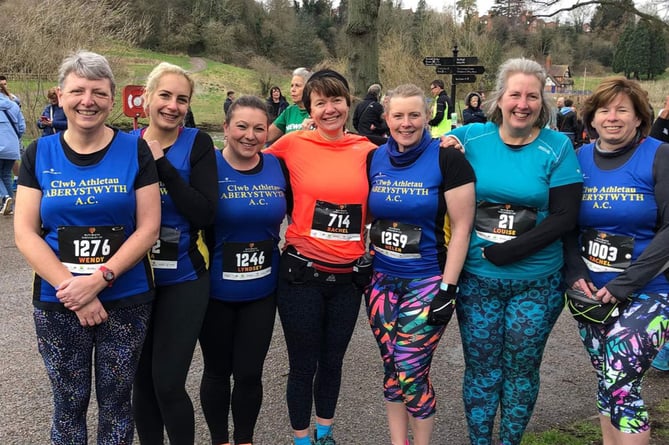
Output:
[396,0,586,19]
[398,0,496,15]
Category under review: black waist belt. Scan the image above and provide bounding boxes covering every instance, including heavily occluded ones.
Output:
[282,246,354,284]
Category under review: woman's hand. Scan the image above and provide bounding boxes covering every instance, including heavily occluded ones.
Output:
[56,274,106,311]
[146,139,165,160]
[660,95,669,120]
[571,278,597,299]
[439,135,463,152]
[74,298,108,327]
[301,117,316,131]
[594,286,620,304]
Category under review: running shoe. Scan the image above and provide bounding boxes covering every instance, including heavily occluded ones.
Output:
[0,196,12,215]
[314,431,336,445]
[652,345,669,371]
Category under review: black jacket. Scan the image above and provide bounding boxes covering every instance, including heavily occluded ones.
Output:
[353,93,388,145]
[462,92,486,125]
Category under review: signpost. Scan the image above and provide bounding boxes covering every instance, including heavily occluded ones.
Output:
[452,75,477,83]
[423,45,485,116]
[435,66,485,75]
[422,57,479,66]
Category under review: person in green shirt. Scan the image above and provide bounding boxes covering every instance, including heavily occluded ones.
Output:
[268,68,313,144]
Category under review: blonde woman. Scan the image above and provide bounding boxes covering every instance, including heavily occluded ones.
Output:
[131,62,218,445]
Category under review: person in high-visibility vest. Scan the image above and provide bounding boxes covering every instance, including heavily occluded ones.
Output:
[428,79,453,137]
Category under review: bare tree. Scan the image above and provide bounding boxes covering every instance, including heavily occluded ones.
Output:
[0,0,150,137]
[346,0,382,96]
[529,0,668,29]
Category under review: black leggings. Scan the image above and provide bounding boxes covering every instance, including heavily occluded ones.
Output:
[133,273,210,445]
[277,279,361,431]
[199,294,277,444]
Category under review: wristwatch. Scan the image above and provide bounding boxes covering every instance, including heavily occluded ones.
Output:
[439,282,459,296]
[99,266,115,287]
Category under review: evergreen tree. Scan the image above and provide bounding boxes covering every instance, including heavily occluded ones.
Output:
[590,0,635,32]
[646,21,668,80]
[612,23,634,78]
[612,21,668,80]
[490,0,526,20]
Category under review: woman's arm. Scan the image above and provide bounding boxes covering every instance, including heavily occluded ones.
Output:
[483,182,582,266]
[602,144,669,300]
[441,182,476,284]
[152,132,218,228]
[267,123,285,145]
[56,183,161,311]
[14,186,73,290]
[650,96,669,143]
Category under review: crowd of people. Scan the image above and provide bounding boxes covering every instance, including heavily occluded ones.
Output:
[7,50,669,445]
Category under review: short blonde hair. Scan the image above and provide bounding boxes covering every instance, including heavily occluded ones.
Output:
[143,62,195,111]
[384,83,431,116]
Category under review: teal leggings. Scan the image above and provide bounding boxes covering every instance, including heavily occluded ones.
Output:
[456,270,564,445]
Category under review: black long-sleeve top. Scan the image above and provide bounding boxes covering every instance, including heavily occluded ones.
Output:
[563,138,669,299]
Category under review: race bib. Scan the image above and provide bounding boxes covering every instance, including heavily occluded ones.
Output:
[581,229,634,273]
[310,201,362,241]
[58,225,125,274]
[475,202,537,243]
[222,239,273,280]
[370,219,422,259]
[150,227,180,269]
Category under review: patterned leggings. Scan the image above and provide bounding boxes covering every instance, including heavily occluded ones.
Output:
[579,292,669,434]
[456,270,564,445]
[365,272,445,419]
[34,304,151,445]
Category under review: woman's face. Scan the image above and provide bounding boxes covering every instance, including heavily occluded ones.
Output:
[470,96,479,108]
[309,90,348,139]
[145,73,191,132]
[385,95,427,150]
[290,76,306,106]
[272,89,281,101]
[223,106,268,161]
[58,73,113,132]
[591,93,641,151]
[497,73,542,134]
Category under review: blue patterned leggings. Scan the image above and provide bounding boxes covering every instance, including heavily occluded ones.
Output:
[34,304,151,445]
[579,292,669,434]
[456,270,564,445]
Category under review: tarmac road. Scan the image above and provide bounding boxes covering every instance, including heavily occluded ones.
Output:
[1,215,668,444]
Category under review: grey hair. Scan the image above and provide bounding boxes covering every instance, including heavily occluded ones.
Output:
[58,51,116,97]
[483,57,551,128]
[292,67,312,82]
[367,84,382,96]
[384,83,431,116]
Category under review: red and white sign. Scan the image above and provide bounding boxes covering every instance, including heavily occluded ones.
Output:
[122,85,146,118]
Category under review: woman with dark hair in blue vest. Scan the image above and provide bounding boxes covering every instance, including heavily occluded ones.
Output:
[132,62,218,445]
[199,95,290,445]
[564,78,669,445]
[14,50,161,444]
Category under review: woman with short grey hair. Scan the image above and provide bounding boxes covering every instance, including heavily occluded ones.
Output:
[14,50,161,444]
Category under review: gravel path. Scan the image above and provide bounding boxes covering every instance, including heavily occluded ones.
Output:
[1,215,668,444]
